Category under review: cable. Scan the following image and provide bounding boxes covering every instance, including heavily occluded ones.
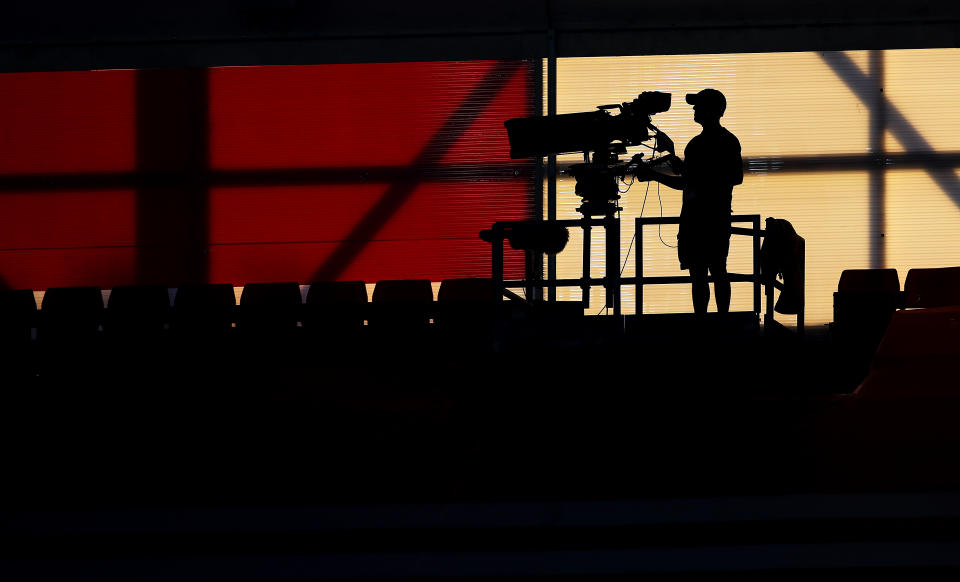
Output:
[597,179,649,315]
[640,170,652,217]
[653,128,679,249]
[595,130,670,315]
[648,128,678,249]
[656,180,678,249]
[620,231,637,276]
[597,231,639,316]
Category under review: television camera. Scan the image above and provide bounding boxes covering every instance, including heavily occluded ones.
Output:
[504,91,673,217]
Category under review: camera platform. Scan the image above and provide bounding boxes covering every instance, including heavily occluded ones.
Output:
[487,216,623,314]
[485,214,806,339]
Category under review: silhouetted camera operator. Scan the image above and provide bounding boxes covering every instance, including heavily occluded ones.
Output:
[636,89,743,316]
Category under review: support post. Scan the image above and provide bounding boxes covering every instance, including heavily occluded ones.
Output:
[525,250,537,302]
[636,218,643,316]
[798,237,806,338]
[764,226,775,335]
[492,225,504,302]
[532,58,544,302]
[546,30,557,302]
[582,219,591,308]
[753,215,761,317]
[605,215,621,315]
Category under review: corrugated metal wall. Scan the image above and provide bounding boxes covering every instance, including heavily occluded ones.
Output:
[0,60,536,290]
[547,49,960,325]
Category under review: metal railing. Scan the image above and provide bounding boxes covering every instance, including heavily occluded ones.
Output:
[635,214,804,335]
[488,214,804,335]
[489,216,623,313]
[635,214,762,316]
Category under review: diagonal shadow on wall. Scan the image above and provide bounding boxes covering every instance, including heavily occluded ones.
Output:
[310,60,524,282]
[821,51,960,211]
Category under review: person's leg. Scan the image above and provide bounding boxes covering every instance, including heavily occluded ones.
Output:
[711,262,730,314]
[709,225,732,315]
[690,264,710,315]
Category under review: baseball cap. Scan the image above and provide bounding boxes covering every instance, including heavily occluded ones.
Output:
[685,88,726,116]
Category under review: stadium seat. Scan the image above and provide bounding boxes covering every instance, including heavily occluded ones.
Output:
[435,278,495,327]
[837,268,900,295]
[370,279,433,330]
[437,278,495,303]
[903,266,960,309]
[238,282,302,335]
[833,268,900,331]
[434,278,498,352]
[105,285,170,339]
[0,289,36,345]
[39,286,103,342]
[856,306,960,399]
[831,269,901,386]
[0,289,38,380]
[172,283,236,337]
[304,280,367,331]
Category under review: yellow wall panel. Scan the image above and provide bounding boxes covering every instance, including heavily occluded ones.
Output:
[552,52,872,160]
[544,50,960,327]
[885,169,960,269]
[883,49,960,154]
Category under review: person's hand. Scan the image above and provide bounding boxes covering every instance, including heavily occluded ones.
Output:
[632,161,656,182]
[654,131,675,155]
[667,153,684,174]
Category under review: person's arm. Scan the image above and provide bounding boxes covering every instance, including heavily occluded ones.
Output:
[634,129,687,189]
[633,153,686,190]
[719,132,743,186]
[645,168,686,190]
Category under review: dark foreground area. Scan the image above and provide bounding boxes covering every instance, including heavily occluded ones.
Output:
[4,308,960,579]
[1,309,953,507]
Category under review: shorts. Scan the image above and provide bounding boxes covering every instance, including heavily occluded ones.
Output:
[677,215,731,271]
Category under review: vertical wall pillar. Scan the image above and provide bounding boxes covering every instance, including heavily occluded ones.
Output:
[532,59,545,302]
[869,50,886,268]
[546,29,557,301]
[605,216,620,315]
[135,68,210,285]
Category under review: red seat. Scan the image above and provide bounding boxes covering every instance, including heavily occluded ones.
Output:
[832,269,900,337]
[837,268,900,294]
[304,281,368,332]
[370,279,433,330]
[903,266,960,309]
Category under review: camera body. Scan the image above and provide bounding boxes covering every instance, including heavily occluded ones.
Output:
[504,91,671,216]
[504,91,670,159]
